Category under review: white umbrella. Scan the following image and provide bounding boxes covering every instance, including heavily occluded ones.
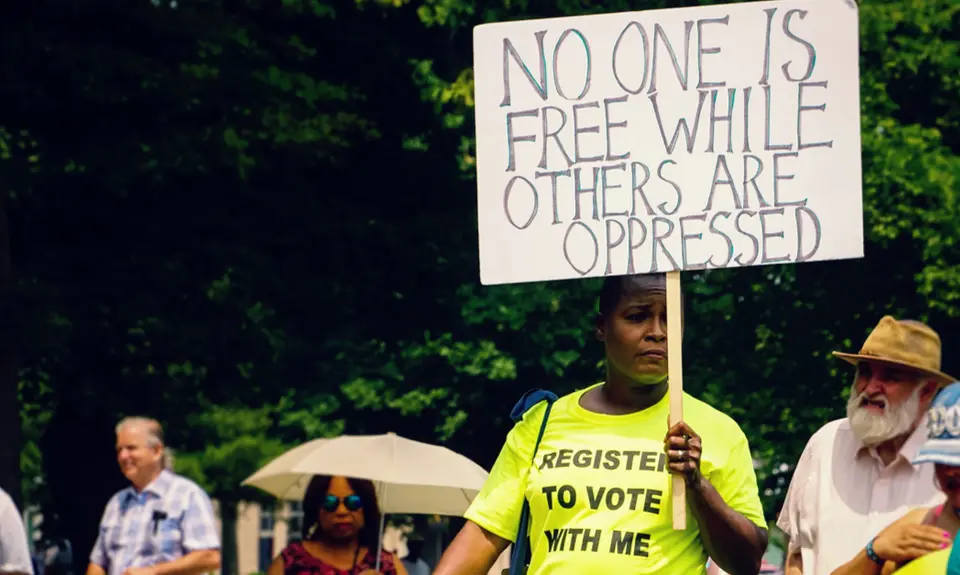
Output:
[242,432,489,514]
[242,433,490,571]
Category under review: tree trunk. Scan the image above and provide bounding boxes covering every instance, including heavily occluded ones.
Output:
[0,189,21,509]
[220,500,239,575]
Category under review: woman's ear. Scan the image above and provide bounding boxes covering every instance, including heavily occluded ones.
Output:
[594,313,605,341]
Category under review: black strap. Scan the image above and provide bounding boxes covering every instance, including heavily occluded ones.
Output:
[508,389,557,575]
[351,544,361,574]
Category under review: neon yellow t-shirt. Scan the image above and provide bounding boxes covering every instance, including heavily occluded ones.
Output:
[464,383,766,574]
[892,548,949,574]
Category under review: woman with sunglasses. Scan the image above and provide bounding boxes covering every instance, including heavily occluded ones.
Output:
[829,381,960,575]
[268,475,408,575]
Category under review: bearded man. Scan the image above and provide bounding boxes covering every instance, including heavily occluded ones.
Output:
[777,316,955,575]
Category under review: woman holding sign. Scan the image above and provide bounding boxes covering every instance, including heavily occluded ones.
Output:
[433,273,768,575]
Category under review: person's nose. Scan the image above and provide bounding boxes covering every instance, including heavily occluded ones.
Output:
[861,375,886,397]
[645,317,666,343]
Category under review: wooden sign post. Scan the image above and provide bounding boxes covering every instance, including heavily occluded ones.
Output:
[666,270,686,529]
[471,0,863,531]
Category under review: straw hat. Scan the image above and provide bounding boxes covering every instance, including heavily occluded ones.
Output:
[833,316,954,386]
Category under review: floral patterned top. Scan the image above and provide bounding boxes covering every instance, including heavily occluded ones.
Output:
[279,541,397,575]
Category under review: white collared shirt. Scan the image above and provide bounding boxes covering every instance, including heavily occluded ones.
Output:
[0,487,33,575]
[777,418,943,575]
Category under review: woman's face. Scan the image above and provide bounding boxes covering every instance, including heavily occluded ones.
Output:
[317,476,365,541]
[599,287,669,385]
[936,464,960,512]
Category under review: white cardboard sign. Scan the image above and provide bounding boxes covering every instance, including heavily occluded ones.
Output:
[473,0,863,285]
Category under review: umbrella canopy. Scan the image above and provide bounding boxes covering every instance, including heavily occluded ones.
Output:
[242,433,490,516]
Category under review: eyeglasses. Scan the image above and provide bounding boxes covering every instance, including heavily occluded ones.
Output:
[322,494,363,513]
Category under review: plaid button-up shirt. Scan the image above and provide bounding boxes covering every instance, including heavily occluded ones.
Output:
[90,470,220,575]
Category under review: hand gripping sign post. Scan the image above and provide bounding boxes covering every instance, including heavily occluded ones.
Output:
[472,0,863,529]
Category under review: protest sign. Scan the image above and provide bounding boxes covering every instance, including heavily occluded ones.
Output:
[472,0,862,532]
[473,0,862,286]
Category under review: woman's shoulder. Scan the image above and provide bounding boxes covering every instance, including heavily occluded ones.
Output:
[682,394,746,435]
[503,390,564,445]
[378,548,398,565]
[911,505,937,524]
[279,540,310,563]
[885,505,936,527]
[359,547,398,573]
[280,540,306,554]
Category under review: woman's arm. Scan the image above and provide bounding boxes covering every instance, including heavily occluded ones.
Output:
[665,422,767,575]
[267,556,284,575]
[827,548,892,575]
[392,554,409,575]
[432,521,511,575]
[829,509,945,575]
[784,550,802,575]
[687,475,768,575]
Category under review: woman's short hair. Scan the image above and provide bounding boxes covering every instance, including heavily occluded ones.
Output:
[302,475,381,548]
[598,273,684,316]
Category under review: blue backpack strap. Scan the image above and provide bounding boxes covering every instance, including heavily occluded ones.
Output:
[510,388,559,423]
[508,388,557,575]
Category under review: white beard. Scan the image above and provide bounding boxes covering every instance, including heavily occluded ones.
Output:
[847,383,923,446]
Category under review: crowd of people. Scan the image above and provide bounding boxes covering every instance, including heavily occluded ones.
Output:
[431,274,957,575]
[0,273,956,575]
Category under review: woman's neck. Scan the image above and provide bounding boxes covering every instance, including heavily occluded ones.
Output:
[936,505,960,538]
[584,370,668,415]
[301,537,364,570]
[310,534,361,552]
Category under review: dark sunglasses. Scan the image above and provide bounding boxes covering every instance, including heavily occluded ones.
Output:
[322,494,363,513]
[943,476,960,492]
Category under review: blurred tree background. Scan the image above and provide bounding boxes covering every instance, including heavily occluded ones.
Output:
[0,0,956,572]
